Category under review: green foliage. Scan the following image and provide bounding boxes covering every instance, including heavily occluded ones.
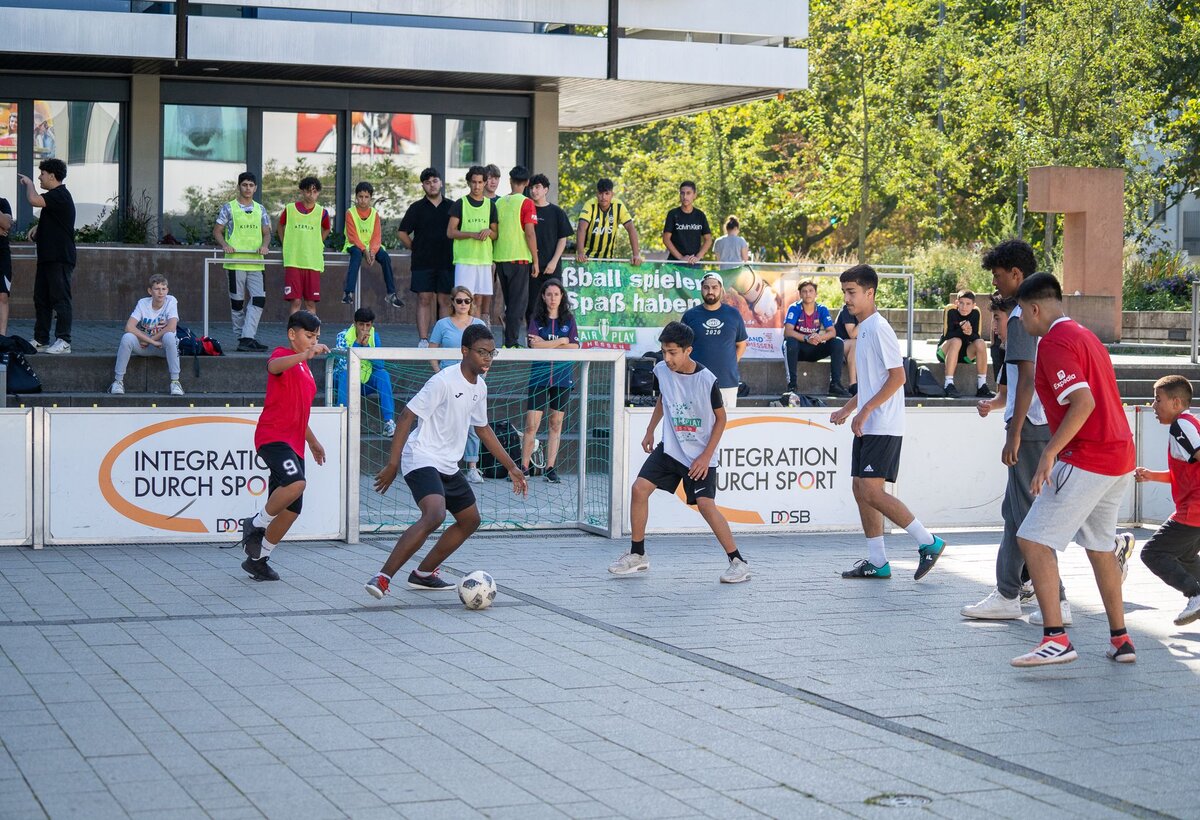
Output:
[1122,248,1199,311]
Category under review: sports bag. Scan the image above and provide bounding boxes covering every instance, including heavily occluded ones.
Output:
[2,351,42,394]
[479,420,523,479]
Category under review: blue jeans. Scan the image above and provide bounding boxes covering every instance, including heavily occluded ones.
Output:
[345,246,397,295]
[334,367,395,421]
[464,429,480,462]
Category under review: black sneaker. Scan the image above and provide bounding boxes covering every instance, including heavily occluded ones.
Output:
[976,384,995,398]
[341,292,354,304]
[385,292,404,308]
[842,559,891,579]
[236,337,257,352]
[406,569,456,590]
[544,466,561,484]
[944,384,961,398]
[240,516,265,560]
[914,536,947,580]
[242,557,279,581]
[848,383,858,396]
[829,381,851,398]
[247,339,269,352]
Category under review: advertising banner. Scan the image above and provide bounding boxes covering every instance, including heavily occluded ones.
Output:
[45,408,346,544]
[1136,405,1174,525]
[625,408,860,532]
[561,261,815,359]
[0,410,32,545]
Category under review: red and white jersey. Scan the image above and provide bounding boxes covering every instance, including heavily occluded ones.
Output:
[1167,412,1200,526]
[255,347,316,455]
[1034,317,1134,476]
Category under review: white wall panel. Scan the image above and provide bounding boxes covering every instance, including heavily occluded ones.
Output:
[618,38,807,89]
[620,0,807,39]
[0,9,174,60]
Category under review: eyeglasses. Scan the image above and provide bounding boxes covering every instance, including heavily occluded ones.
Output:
[470,347,499,359]
[454,298,472,305]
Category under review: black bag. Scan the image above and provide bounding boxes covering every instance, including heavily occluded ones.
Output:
[737,381,750,398]
[2,351,42,394]
[627,357,657,397]
[0,334,37,356]
[479,420,522,479]
[916,365,945,397]
[902,357,921,397]
[176,325,223,356]
[785,393,827,408]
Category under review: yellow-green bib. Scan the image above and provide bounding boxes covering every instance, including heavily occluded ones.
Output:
[453,196,493,266]
[493,193,532,263]
[223,200,266,271]
[283,202,326,271]
[343,324,376,382]
[342,206,378,252]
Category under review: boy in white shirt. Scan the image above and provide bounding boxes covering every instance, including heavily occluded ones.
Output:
[110,274,184,396]
[831,264,945,579]
[608,321,750,584]
[365,325,527,596]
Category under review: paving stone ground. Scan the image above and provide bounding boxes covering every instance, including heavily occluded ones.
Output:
[1,528,1198,819]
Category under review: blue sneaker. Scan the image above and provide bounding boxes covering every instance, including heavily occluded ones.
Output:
[914,536,946,580]
[842,559,891,579]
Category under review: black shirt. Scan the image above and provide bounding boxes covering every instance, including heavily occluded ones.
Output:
[662,206,710,259]
[398,196,454,270]
[36,185,76,266]
[940,306,982,345]
[0,198,11,279]
[834,306,857,340]
[533,203,572,273]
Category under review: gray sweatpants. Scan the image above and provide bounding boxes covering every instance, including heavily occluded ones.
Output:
[228,269,265,340]
[997,418,1065,600]
[115,331,180,380]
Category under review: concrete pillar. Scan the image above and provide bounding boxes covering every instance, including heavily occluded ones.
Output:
[128,74,162,241]
[1027,166,1125,341]
[530,91,560,200]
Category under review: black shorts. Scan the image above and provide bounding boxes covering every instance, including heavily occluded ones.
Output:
[257,442,305,514]
[937,339,979,364]
[410,267,454,295]
[527,384,570,414]
[637,444,718,505]
[851,435,902,483]
[404,466,477,514]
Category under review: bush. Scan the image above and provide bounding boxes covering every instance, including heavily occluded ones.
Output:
[1123,248,1199,311]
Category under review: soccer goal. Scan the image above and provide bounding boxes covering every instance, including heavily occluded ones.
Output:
[340,346,626,541]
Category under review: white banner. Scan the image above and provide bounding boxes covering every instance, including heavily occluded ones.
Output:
[0,410,32,545]
[1136,405,1175,525]
[45,408,346,544]
[625,405,1139,533]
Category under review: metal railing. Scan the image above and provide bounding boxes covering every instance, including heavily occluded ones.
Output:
[1192,280,1199,364]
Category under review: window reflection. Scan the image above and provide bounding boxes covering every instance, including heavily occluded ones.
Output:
[161,104,247,243]
[444,118,517,199]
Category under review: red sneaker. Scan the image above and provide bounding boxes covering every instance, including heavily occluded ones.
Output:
[1106,635,1137,663]
[1012,635,1077,667]
[364,574,390,599]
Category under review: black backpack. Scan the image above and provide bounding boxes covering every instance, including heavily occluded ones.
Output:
[902,357,920,397]
[2,351,42,395]
[915,365,945,397]
[479,420,523,479]
[627,357,658,397]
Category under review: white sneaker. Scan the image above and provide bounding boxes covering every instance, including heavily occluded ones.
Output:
[465,467,484,484]
[1029,599,1073,626]
[383,419,396,437]
[44,339,71,354]
[417,339,430,349]
[720,557,751,584]
[1115,532,1136,583]
[169,380,184,396]
[608,552,649,576]
[1175,594,1200,626]
[109,380,125,395]
[1011,636,1077,667]
[961,588,1022,620]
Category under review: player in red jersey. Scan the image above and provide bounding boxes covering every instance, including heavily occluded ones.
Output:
[1010,273,1136,667]
[237,310,329,580]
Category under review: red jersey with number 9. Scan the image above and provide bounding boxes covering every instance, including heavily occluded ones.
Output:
[1033,318,1134,476]
[254,347,316,454]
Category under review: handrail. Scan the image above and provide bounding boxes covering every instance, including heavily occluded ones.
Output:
[1192,280,1199,364]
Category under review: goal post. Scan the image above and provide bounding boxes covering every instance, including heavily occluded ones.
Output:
[342,346,626,542]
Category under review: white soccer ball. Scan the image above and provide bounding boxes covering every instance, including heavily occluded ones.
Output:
[458,570,497,610]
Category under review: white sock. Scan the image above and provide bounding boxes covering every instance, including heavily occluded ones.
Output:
[867,536,887,568]
[253,510,276,529]
[376,572,391,581]
[944,376,954,387]
[413,567,433,578]
[260,538,278,558]
[977,374,986,387]
[905,519,934,547]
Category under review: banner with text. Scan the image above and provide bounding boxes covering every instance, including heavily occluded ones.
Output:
[0,410,32,545]
[561,262,812,358]
[45,408,346,544]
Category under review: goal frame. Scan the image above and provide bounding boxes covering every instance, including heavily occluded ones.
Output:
[345,346,626,543]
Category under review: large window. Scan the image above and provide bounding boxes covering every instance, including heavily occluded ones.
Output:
[0,103,15,221]
[261,110,339,225]
[37,100,121,229]
[162,104,248,242]
[444,118,518,199]
[349,111,430,234]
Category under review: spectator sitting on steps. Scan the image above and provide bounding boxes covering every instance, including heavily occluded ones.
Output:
[783,279,851,398]
[110,274,183,396]
[333,307,397,438]
[937,290,994,398]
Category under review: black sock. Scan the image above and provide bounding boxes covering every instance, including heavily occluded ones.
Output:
[727,550,743,563]
[1110,627,1128,639]
[1043,627,1066,638]
[631,540,645,556]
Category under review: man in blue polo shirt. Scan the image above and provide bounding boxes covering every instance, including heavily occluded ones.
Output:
[680,272,747,408]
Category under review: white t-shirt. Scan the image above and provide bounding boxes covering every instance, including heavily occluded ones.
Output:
[1003,304,1048,426]
[853,311,905,436]
[130,295,179,336]
[401,365,488,476]
[653,360,723,467]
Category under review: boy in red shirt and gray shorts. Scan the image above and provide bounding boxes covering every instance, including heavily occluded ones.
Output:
[1011,273,1136,667]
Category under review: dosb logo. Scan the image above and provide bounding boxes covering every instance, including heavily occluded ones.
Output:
[215,518,243,533]
[703,317,724,336]
[770,510,810,524]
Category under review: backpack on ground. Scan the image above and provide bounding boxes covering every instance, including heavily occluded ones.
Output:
[627,357,658,397]
[479,420,522,479]
[785,392,827,408]
[176,325,223,357]
[902,357,921,397]
[2,351,42,395]
[915,365,945,397]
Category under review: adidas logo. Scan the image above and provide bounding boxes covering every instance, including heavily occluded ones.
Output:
[863,465,874,473]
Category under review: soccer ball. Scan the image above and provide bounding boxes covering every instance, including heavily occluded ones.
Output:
[458,571,497,610]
